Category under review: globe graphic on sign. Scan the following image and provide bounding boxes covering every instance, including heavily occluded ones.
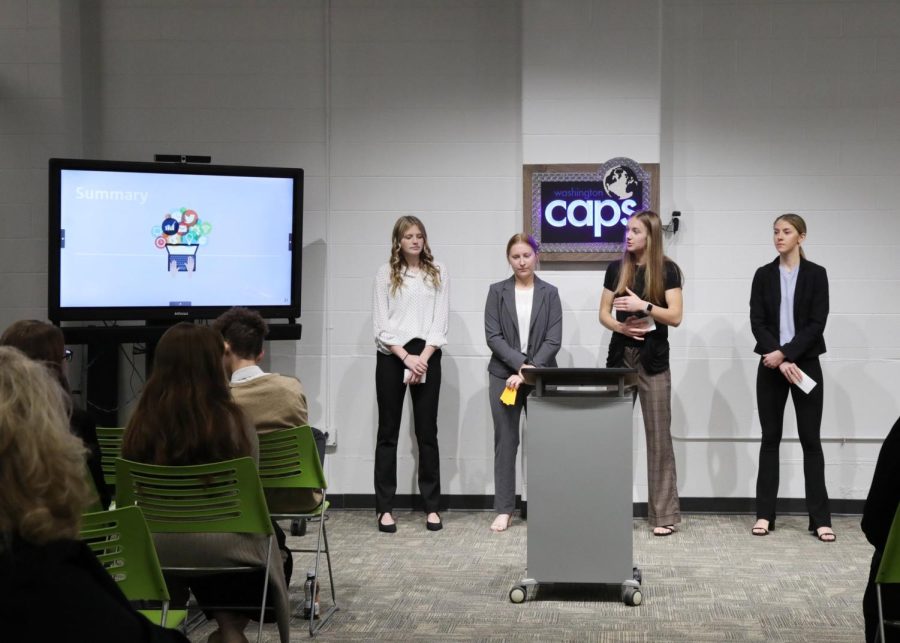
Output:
[603,165,638,200]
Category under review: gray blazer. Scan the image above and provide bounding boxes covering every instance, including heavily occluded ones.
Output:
[484,275,562,379]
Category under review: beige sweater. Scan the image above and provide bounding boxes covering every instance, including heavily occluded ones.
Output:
[230,373,308,431]
[231,373,322,513]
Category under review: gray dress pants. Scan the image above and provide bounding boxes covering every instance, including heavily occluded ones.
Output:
[489,373,532,514]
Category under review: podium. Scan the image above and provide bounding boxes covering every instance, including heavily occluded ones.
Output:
[508,367,642,606]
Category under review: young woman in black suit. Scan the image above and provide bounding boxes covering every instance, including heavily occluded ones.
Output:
[750,213,834,542]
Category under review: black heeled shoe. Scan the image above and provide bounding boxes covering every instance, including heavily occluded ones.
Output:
[377,512,396,533]
[426,513,442,531]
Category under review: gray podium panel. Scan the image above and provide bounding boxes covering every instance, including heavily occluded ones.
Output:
[527,395,633,584]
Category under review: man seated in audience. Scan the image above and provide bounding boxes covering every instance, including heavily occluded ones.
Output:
[213,307,325,513]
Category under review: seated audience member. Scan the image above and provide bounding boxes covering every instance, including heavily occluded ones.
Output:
[0,320,110,509]
[0,346,188,643]
[213,306,325,513]
[121,323,290,643]
[862,415,900,642]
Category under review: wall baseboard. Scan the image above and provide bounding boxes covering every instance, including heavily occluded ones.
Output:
[325,495,865,516]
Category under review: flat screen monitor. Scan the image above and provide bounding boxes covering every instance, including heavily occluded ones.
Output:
[48,158,302,323]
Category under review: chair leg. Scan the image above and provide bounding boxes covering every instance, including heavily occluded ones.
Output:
[321,523,336,606]
[308,508,337,636]
[258,535,273,643]
[309,514,320,637]
[879,584,886,643]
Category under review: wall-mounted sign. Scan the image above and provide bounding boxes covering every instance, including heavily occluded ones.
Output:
[523,158,659,261]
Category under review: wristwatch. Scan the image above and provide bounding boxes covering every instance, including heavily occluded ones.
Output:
[645,303,654,314]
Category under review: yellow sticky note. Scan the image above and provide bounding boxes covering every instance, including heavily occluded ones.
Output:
[500,386,517,406]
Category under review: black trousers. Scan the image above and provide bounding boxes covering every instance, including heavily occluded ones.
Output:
[755,356,831,529]
[374,339,442,514]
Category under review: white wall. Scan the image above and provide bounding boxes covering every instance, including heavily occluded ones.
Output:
[522,0,664,505]
[1,0,898,501]
[324,0,521,495]
[0,0,81,330]
[660,0,900,501]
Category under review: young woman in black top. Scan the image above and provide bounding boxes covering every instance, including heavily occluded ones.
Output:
[599,210,684,536]
[749,213,834,542]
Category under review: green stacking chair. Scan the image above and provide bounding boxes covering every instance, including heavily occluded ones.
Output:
[258,426,337,636]
[80,506,187,629]
[115,456,277,643]
[96,427,125,492]
[877,505,900,642]
[84,464,105,514]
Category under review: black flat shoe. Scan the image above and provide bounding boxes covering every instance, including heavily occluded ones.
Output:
[377,512,396,533]
[426,513,442,531]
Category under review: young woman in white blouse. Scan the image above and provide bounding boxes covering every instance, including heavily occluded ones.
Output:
[373,216,449,533]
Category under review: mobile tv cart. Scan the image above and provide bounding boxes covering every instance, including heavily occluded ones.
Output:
[60,321,301,427]
[509,367,642,606]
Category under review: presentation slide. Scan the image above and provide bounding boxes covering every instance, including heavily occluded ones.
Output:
[58,169,295,310]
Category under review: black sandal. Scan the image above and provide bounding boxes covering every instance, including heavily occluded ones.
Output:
[751,519,774,536]
[814,527,836,542]
[652,525,675,537]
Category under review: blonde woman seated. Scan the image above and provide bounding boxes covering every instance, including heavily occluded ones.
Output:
[0,346,188,643]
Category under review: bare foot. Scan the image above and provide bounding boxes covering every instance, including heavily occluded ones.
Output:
[490,513,512,532]
[652,525,675,536]
[426,512,440,524]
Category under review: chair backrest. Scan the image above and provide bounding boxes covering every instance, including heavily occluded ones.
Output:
[80,506,170,604]
[84,464,105,513]
[877,504,900,585]
[257,426,327,491]
[96,427,125,487]
[115,456,273,536]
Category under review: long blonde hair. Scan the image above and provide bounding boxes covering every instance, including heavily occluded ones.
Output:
[774,213,807,259]
[0,346,89,544]
[388,215,441,295]
[615,210,675,305]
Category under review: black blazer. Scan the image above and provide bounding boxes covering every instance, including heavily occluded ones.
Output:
[0,537,189,643]
[484,275,562,379]
[862,416,900,552]
[750,257,828,362]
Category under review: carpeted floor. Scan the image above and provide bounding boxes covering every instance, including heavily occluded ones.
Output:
[186,511,870,642]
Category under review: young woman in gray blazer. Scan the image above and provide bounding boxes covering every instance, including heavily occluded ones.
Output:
[484,234,562,532]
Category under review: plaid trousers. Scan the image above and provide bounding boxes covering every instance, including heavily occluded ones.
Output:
[624,347,681,527]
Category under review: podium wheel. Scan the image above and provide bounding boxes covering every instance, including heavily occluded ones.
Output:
[509,586,527,603]
[622,587,642,606]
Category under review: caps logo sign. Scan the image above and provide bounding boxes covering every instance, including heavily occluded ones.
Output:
[524,158,659,261]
